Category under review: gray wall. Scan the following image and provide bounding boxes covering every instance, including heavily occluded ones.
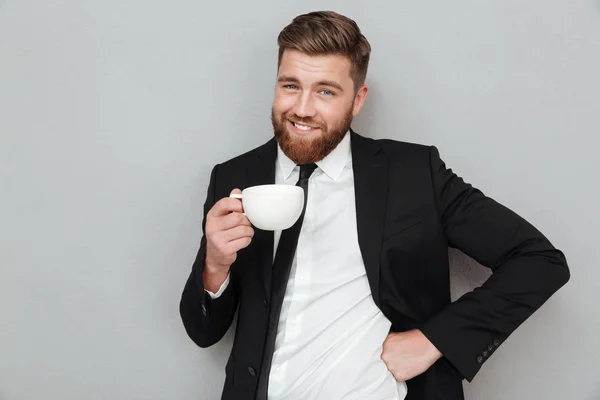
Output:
[1,0,598,399]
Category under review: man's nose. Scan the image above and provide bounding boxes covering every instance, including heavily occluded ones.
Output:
[292,92,316,118]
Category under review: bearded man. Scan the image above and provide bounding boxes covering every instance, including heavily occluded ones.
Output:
[180,10,569,400]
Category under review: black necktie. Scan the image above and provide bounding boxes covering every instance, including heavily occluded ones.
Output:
[255,163,318,400]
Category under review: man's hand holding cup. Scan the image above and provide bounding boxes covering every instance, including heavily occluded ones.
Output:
[203,188,254,292]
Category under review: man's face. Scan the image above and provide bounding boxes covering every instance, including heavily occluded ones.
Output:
[272,49,368,165]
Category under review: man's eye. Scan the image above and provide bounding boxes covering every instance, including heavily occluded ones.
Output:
[320,89,334,96]
[284,85,298,90]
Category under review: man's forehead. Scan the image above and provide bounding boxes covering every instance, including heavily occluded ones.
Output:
[278,50,352,82]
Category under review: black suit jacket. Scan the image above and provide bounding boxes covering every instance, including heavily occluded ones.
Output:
[180,130,569,400]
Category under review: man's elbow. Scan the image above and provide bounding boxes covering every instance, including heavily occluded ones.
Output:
[545,248,570,293]
[179,299,219,349]
[555,254,570,288]
[180,316,221,349]
[187,328,220,349]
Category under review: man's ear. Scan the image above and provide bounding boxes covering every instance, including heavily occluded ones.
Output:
[352,85,369,116]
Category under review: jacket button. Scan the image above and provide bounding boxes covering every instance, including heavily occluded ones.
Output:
[248,367,256,376]
[476,356,484,364]
[201,304,207,316]
[493,340,500,347]
[482,350,488,357]
[488,345,494,351]
[263,298,268,308]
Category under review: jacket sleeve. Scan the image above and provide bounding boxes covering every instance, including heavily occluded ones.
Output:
[179,164,239,348]
[420,146,570,382]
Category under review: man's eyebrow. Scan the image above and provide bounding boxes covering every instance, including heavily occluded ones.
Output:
[277,76,344,92]
[277,75,300,84]
[316,80,344,92]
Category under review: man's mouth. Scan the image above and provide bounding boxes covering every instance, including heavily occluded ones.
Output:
[289,120,320,133]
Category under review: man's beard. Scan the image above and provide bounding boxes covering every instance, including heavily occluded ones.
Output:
[271,107,353,165]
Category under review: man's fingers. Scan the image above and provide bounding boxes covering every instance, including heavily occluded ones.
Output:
[217,211,252,231]
[222,225,254,242]
[207,224,253,258]
[380,353,404,382]
[209,197,245,217]
[226,236,253,253]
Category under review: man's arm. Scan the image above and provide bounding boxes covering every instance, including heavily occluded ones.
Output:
[179,165,240,348]
[420,146,570,382]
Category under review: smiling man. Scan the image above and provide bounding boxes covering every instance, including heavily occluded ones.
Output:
[180,11,569,400]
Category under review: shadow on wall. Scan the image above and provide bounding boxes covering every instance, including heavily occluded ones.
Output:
[449,248,492,301]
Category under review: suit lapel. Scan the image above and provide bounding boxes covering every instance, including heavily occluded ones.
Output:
[245,138,277,297]
[351,130,388,307]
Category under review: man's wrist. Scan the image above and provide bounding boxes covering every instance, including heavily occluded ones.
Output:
[203,258,230,293]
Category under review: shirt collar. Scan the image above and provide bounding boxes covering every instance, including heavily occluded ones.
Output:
[277,131,351,181]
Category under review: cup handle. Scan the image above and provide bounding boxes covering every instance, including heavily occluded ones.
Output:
[229,193,246,216]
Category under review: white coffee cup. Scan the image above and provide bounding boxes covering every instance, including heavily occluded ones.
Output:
[230,184,304,231]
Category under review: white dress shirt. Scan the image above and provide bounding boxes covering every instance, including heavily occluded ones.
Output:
[208,132,407,400]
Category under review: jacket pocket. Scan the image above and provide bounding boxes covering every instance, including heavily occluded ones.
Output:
[382,210,430,241]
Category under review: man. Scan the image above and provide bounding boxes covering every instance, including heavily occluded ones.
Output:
[180,11,569,400]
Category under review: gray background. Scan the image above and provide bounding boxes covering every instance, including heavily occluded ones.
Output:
[1,0,598,399]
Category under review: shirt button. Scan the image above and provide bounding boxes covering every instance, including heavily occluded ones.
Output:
[476,356,484,364]
[248,367,256,376]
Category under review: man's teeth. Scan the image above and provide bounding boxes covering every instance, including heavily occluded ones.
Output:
[294,122,315,131]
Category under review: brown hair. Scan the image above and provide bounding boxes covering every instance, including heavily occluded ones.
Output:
[277,11,371,91]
